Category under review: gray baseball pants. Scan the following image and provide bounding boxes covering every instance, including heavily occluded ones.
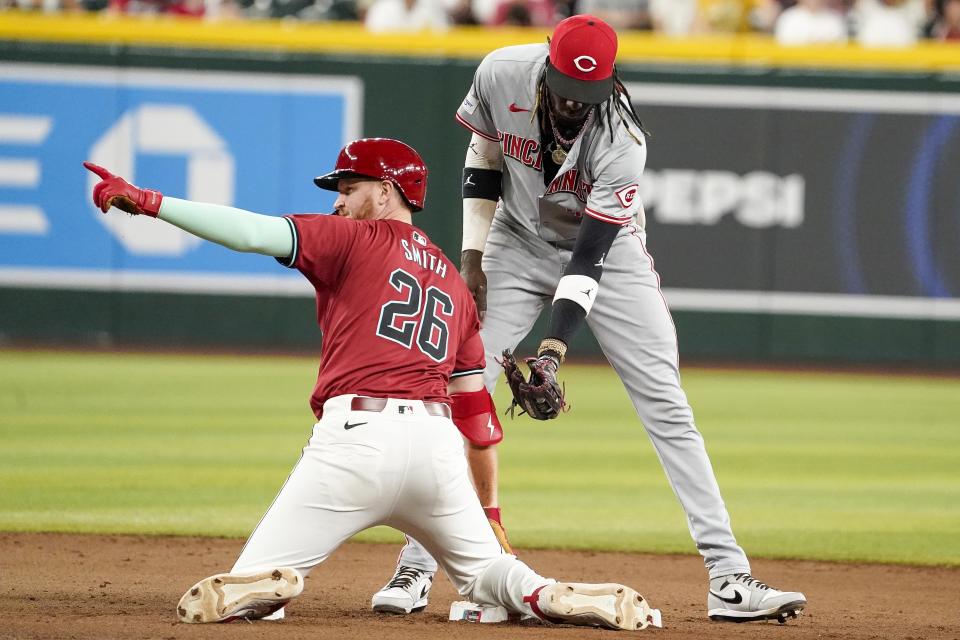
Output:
[480,219,750,578]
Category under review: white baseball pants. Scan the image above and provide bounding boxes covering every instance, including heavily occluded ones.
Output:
[230,394,549,614]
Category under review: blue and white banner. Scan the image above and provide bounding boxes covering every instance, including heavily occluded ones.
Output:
[0,63,362,295]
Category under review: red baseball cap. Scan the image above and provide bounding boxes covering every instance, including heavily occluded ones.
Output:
[546,15,618,105]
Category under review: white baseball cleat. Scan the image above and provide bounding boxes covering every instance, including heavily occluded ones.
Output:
[529,582,662,631]
[177,568,303,623]
[707,573,806,623]
[371,565,434,614]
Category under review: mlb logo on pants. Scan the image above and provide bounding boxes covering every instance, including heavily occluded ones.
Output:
[398,405,415,414]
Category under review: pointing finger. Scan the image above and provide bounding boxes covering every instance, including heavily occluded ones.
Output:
[82,161,114,180]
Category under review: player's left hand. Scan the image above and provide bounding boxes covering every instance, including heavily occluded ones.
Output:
[499,349,567,420]
[83,161,163,217]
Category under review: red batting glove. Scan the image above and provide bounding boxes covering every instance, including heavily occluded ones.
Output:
[83,161,163,217]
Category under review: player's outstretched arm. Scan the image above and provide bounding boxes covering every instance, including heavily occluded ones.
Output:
[83,162,293,258]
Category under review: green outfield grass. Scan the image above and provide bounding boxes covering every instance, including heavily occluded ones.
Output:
[1,350,958,566]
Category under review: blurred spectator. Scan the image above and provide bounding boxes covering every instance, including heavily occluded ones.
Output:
[242,0,325,18]
[853,0,927,46]
[690,0,798,32]
[489,0,553,25]
[11,0,81,11]
[750,0,783,30]
[464,0,497,22]
[447,0,479,22]
[315,0,358,22]
[775,0,849,43]
[930,0,960,38]
[364,0,450,29]
[576,0,652,30]
[552,0,575,19]
[4,0,949,40]
[650,0,698,35]
[166,0,204,15]
[105,0,165,13]
[695,0,753,32]
[193,0,244,18]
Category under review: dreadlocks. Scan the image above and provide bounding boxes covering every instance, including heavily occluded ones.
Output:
[533,60,650,147]
[609,68,650,143]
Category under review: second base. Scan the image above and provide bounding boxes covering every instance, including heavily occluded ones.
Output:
[448,601,511,623]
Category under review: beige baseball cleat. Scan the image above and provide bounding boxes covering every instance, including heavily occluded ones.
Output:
[177,568,303,623]
[528,582,662,631]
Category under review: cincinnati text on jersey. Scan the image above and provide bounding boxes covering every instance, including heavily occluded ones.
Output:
[499,131,543,171]
[544,169,593,203]
[499,131,594,203]
[401,239,449,277]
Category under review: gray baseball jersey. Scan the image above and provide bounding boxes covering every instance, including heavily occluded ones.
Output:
[448,42,753,579]
[456,44,647,246]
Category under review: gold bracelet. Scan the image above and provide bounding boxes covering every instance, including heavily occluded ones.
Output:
[537,338,568,363]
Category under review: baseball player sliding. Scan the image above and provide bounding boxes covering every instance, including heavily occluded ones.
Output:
[376,16,807,624]
[82,138,662,630]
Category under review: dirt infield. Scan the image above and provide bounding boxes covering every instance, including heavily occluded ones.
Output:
[3,533,957,640]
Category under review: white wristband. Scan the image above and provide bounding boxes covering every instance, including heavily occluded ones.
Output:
[553,274,599,314]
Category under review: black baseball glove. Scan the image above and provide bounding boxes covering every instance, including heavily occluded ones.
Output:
[499,349,567,420]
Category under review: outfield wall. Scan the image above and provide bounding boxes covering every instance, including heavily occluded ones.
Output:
[1,16,959,365]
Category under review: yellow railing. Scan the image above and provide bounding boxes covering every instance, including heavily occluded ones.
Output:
[2,12,959,71]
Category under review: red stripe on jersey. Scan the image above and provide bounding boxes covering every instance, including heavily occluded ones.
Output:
[584,207,631,225]
[455,113,499,142]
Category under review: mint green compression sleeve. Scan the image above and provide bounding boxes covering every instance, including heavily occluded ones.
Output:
[158,197,294,258]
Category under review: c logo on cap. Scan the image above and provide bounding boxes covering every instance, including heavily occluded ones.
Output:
[573,55,598,73]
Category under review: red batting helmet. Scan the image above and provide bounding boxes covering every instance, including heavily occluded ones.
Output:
[314,138,428,211]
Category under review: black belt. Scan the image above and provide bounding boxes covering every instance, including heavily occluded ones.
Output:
[350,396,451,419]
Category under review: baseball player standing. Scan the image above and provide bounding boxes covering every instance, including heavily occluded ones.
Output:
[81,139,662,630]
[376,17,807,624]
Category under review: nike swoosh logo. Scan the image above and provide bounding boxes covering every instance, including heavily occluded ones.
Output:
[508,103,530,113]
[420,585,429,598]
[710,589,743,605]
[344,421,367,430]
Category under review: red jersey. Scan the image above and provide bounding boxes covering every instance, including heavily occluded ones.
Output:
[279,214,485,418]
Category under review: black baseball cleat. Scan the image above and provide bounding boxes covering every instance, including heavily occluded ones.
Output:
[707,573,806,623]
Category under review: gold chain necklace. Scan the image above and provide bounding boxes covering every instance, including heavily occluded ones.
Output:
[548,107,594,165]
